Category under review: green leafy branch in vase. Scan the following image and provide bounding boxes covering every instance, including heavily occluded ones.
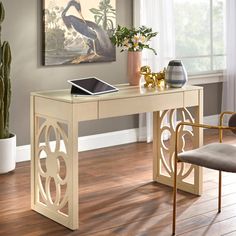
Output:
[110,25,158,54]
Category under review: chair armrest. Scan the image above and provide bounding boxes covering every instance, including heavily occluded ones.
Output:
[175,122,235,135]
[174,122,236,160]
[219,111,236,142]
[219,111,236,126]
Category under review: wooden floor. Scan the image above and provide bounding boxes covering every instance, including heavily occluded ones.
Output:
[1,130,236,236]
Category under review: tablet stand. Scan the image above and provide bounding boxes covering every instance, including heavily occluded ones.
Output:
[70,86,91,95]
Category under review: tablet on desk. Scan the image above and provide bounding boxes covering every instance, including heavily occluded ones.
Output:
[68,77,119,95]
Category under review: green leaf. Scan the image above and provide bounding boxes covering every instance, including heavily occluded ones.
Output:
[95,15,103,25]
[90,8,102,14]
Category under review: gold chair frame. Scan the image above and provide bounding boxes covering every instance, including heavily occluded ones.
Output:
[172,111,236,235]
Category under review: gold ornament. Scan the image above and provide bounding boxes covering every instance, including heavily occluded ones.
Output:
[140,66,166,88]
[140,66,156,88]
[155,68,166,88]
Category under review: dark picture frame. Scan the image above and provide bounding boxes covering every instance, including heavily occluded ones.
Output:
[42,0,116,66]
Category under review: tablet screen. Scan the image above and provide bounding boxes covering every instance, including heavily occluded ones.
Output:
[68,77,118,95]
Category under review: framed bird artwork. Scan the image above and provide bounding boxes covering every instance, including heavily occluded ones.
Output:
[42,0,116,66]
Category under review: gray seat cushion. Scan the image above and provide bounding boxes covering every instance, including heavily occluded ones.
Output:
[178,143,236,172]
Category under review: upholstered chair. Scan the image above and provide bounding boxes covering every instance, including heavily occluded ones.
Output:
[172,111,236,235]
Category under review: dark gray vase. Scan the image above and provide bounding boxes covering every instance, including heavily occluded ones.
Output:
[165,60,188,88]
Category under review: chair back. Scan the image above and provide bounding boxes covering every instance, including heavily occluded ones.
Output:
[228,114,236,134]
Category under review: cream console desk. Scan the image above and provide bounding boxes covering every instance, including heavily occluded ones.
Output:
[30,84,203,230]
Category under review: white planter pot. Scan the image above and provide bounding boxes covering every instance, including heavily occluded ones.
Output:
[0,134,16,174]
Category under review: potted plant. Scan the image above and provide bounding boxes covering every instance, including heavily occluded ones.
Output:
[110,25,157,86]
[0,2,15,174]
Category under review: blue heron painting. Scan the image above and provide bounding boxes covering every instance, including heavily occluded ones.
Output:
[43,0,116,66]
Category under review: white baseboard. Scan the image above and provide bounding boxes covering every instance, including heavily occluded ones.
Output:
[16,128,139,163]
[16,114,220,163]
[17,145,31,163]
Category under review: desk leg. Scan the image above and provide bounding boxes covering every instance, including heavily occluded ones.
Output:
[153,96,203,195]
[31,101,79,230]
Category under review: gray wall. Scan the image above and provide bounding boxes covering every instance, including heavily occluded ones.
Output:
[2,0,222,146]
[2,0,136,146]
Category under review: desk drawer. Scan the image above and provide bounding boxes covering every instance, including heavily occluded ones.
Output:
[99,93,183,118]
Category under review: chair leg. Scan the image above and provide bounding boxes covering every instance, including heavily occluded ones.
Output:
[218,171,222,213]
[172,158,178,235]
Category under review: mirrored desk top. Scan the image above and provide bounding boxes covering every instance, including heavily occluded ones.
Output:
[31,84,203,103]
